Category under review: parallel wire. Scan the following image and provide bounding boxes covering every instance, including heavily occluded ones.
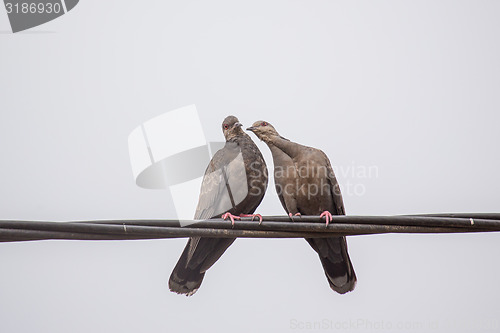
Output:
[0,214,499,242]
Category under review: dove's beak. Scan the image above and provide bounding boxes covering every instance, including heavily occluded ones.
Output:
[246,126,256,131]
[234,122,242,128]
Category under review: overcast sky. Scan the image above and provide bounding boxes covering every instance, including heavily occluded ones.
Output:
[1,1,500,332]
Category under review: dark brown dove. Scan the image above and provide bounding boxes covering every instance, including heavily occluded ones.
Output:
[247,121,356,294]
[169,116,268,296]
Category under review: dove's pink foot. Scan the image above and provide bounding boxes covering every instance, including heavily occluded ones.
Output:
[288,212,301,220]
[239,214,263,225]
[221,212,241,226]
[320,211,333,226]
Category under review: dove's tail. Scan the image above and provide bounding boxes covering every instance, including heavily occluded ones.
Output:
[168,239,205,296]
[169,237,235,296]
[306,236,357,294]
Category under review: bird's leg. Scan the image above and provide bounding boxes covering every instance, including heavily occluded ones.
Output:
[221,212,241,226]
[319,211,333,227]
[239,214,263,225]
[288,212,301,221]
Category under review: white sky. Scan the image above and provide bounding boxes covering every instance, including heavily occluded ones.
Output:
[1,1,499,332]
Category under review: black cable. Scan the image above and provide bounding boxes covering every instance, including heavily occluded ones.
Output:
[0,214,499,242]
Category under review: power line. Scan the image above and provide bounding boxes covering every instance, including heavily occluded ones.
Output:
[0,214,499,242]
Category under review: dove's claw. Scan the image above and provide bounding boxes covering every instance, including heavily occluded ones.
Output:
[221,212,241,226]
[319,211,333,227]
[239,214,263,225]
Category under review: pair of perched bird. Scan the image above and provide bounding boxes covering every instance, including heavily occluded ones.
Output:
[169,116,356,296]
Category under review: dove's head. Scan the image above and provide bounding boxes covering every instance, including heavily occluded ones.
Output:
[222,115,244,140]
[246,121,279,143]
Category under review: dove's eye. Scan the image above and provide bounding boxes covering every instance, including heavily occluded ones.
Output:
[223,124,229,130]
[261,122,268,127]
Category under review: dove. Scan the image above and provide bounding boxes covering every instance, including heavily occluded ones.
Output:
[169,116,268,296]
[247,121,356,294]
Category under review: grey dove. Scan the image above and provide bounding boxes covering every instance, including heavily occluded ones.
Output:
[247,120,356,294]
[169,116,268,296]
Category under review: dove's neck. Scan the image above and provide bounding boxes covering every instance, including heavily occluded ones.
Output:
[268,135,301,159]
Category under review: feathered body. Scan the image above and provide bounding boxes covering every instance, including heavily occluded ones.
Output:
[248,121,356,294]
[169,116,268,296]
